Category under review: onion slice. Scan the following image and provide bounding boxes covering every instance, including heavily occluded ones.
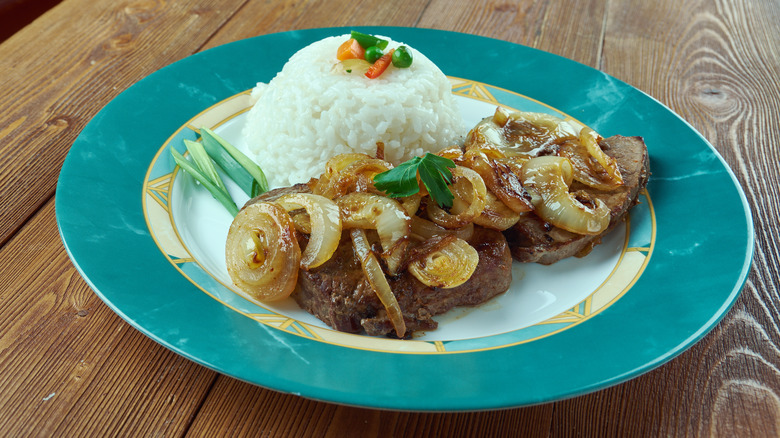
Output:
[225,202,301,302]
[337,192,411,275]
[408,235,479,289]
[578,127,623,188]
[427,166,487,229]
[399,193,423,217]
[351,229,406,338]
[275,193,342,269]
[461,151,533,213]
[311,154,392,198]
[521,156,610,235]
[471,190,521,231]
[410,215,474,241]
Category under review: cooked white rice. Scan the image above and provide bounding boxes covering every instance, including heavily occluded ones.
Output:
[242,35,465,188]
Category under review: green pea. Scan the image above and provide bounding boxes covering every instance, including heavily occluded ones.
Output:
[365,46,384,63]
[392,46,413,68]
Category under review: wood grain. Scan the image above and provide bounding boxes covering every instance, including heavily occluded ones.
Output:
[0,0,778,435]
[417,0,607,67]
[548,0,780,436]
[186,375,556,437]
[0,0,247,247]
[0,200,217,435]
[201,0,427,49]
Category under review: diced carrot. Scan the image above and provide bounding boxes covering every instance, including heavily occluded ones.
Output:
[365,49,395,79]
[337,38,365,61]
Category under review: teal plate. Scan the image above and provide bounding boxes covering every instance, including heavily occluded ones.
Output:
[56,27,754,411]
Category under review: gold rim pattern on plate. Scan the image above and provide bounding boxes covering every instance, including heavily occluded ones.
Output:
[142,78,656,354]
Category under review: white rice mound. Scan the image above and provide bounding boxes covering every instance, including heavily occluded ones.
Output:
[242,35,466,188]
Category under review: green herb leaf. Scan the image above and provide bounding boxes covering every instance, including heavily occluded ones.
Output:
[418,154,455,208]
[373,153,456,208]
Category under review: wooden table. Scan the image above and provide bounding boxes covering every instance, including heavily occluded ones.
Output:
[1,0,776,435]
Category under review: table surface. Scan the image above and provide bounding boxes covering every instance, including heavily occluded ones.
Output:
[1,0,777,435]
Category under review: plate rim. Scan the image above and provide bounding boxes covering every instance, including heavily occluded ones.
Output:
[144,83,657,353]
[55,26,755,411]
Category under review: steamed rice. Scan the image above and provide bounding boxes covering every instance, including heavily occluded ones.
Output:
[242,35,466,188]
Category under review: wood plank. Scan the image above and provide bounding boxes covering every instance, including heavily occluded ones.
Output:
[547,0,780,435]
[1,0,774,434]
[0,199,217,436]
[415,0,607,67]
[549,293,780,437]
[0,0,248,247]
[201,0,427,49]
[185,375,555,437]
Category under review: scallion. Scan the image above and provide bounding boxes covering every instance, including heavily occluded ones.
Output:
[171,148,239,216]
[183,139,228,193]
[200,127,269,196]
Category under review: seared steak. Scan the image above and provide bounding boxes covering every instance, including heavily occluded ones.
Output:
[243,182,514,337]
[503,135,650,264]
[294,226,513,337]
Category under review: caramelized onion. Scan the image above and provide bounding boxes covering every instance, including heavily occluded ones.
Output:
[437,146,464,161]
[342,158,391,189]
[399,193,423,217]
[351,229,406,338]
[578,127,623,187]
[505,110,579,153]
[410,215,474,241]
[275,193,342,269]
[558,139,620,190]
[521,156,610,235]
[312,154,392,198]
[337,192,411,275]
[461,151,533,213]
[408,235,479,289]
[325,153,374,175]
[288,209,312,234]
[471,190,521,231]
[427,166,487,229]
[225,202,301,302]
[469,108,579,158]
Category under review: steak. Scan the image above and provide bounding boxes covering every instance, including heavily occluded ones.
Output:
[503,135,650,264]
[294,226,513,337]
[243,183,514,338]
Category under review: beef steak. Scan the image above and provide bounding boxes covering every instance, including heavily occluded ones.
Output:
[503,135,650,264]
[294,226,513,337]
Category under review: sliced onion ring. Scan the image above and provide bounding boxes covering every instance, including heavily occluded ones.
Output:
[399,193,423,217]
[410,215,474,241]
[275,193,342,269]
[312,155,392,198]
[408,235,479,289]
[311,153,370,197]
[461,151,533,213]
[558,139,621,190]
[351,229,406,338]
[225,202,301,302]
[427,166,487,229]
[579,127,623,187]
[521,156,610,235]
[337,192,411,275]
[471,190,521,231]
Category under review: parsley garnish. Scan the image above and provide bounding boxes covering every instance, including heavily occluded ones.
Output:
[373,153,456,208]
